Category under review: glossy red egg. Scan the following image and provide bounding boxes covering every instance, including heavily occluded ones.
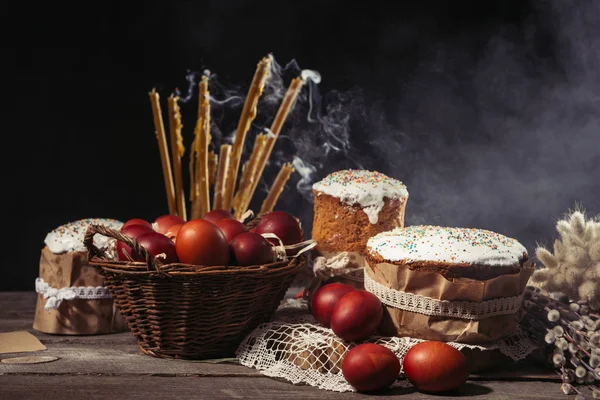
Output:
[164,223,183,243]
[310,283,357,328]
[136,231,179,265]
[330,290,383,342]
[215,219,249,243]
[122,218,153,230]
[117,223,155,261]
[254,211,303,255]
[342,343,400,392]
[202,209,235,224]
[153,214,186,234]
[176,219,229,266]
[229,232,274,266]
[403,341,469,393]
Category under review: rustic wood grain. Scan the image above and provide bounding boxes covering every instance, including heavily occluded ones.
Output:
[0,375,577,400]
[0,343,258,376]
[0,291,576,399]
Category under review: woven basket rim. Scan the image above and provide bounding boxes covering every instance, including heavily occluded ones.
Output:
[88,256,302,276]
[84,221,307,277]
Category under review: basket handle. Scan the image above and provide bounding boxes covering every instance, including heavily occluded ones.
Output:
[83,224,162,274]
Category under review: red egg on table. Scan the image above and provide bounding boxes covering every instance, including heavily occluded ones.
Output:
[136,231,179,265]
[176,219,229,266]
[310,283,357,328]
[122,218,153,231]
[117,223,155,261]
[342,343,400,392]
[202,209,235,224]
[229,232,274,266]
[402,341,469,393]
[330,290,383,342]
[153,214,186,234]
[215,219,249,243]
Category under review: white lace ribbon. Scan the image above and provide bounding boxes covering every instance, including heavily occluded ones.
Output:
[364,269,523,320]
[35,278,112,312]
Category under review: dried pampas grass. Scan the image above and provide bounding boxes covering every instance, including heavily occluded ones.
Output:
[531,208,600,310]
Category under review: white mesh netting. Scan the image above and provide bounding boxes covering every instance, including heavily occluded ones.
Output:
[236,297,538,393]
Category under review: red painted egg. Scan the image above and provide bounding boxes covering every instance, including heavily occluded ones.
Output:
[202,209,235,224]
[229,232,274,266]
[164,223,183,243]
[136,231,179,264]
[176,219,229,266]
[117,223,154,261]
[215,219,249,243]
[330,290,383,342]
[153,214,186,234]
[342,343,400,392]
[310,283,357,328]
[403,341,469,393]
[122,218,153,230]
[254,211,303,255]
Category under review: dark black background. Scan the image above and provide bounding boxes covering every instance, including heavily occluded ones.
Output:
[4,0,599,291]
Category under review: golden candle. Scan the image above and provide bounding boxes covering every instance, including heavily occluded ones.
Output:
[222,56,272,211]
[191,76,212,219]
[245,76,304,211]
[232,133,267,219]
[168,94,187,220]
[208,150,218,186]
[213,144,232,211]
[149,88,177,215]
[260,162,295,215]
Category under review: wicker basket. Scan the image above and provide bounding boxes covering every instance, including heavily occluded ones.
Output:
[83,223,306,360]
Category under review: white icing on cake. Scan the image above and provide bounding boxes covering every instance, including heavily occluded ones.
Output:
[312,169,408,224]
[44,218,124,254]
[367,225,527,266]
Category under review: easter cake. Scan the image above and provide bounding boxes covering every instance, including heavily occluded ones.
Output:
[33,218,129,335]
[366,225,528,281]
[365,225,534,343]
[310,170,408,284]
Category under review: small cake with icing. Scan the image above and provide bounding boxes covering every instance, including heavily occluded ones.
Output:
[364,225,534,343]
[366,225,528,281]
[44,218,123,256]
[34,218,128,335]
[310,170,408,284]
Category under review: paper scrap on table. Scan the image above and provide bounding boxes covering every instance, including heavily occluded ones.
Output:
[0,331,47,354]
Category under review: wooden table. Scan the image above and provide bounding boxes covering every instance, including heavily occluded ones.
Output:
[0,292,581,399]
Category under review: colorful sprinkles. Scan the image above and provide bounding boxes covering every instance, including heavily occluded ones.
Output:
[367,225,527,266]
[313,169,407,194]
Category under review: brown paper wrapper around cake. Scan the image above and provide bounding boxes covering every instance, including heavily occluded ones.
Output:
[33,246,128,335]
[367,261,534,344]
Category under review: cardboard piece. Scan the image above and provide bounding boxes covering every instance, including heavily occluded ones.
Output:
[33,246,128,335]
[367,260,535,344]
[0,331,47,354]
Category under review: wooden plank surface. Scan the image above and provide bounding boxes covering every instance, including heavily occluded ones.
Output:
[0,376,571,400]
[0,291,583,400]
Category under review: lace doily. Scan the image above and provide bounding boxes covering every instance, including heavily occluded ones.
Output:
[35,278,112,312]
[364,269,524,320]
[236,298,537,393]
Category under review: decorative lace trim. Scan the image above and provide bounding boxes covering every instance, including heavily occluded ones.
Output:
[364,269,523,320]
[35,278,112,312]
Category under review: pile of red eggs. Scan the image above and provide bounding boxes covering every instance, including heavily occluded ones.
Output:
[115,210,303,267]
[310,282,469,393]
